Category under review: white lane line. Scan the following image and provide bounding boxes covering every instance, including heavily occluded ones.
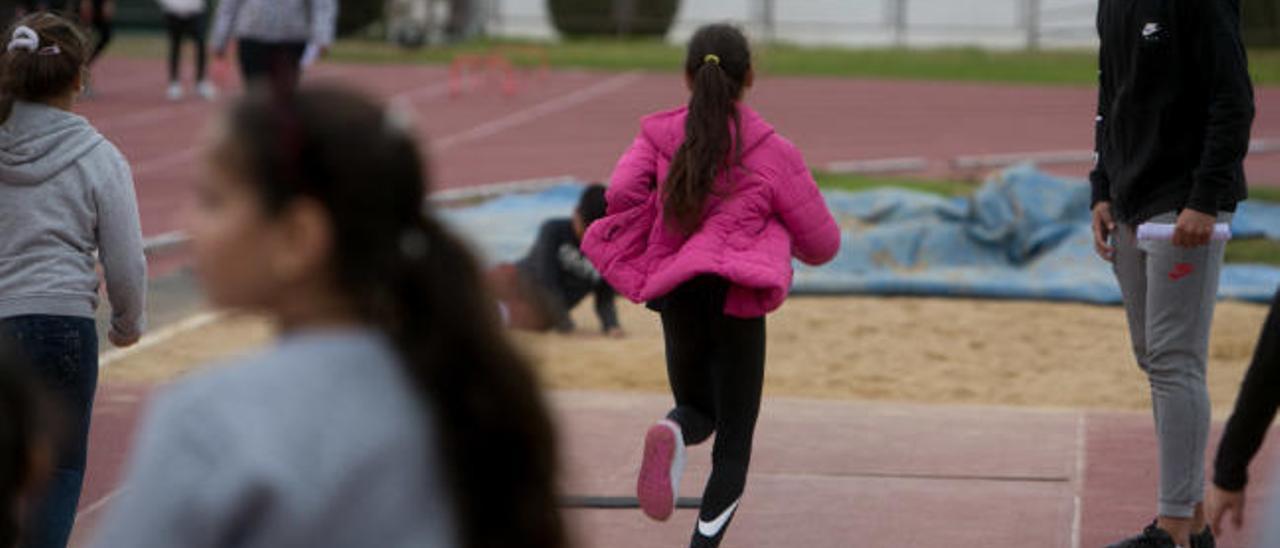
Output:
[99,311,225,370]
[431,175,578,202]
[391,79,456,103]
[75,486,129,520]
[953,149,1095,170]
[826,156,930,174]
[131,146,202,178]
[142,231,190,255]
[434,71,643,151]
[122,78,459,178]
[951,136,1278,172]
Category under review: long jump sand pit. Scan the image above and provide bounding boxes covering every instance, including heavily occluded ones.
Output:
[103,296,1270,413]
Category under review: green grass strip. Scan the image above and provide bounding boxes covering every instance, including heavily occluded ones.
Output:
[110,34,1280,86]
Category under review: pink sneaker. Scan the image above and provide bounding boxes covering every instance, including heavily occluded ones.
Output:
[637,419,685,521]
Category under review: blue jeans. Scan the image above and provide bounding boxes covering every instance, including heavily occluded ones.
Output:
[0,315,98,548]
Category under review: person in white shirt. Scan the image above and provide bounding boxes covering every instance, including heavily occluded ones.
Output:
[209,0,337,91]
[156,0,214,101]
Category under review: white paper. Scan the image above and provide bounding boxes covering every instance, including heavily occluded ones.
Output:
[1135,222,1232,242]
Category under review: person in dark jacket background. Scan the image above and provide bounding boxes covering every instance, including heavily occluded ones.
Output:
[1089,1,1255,547]
[489,183,623,336]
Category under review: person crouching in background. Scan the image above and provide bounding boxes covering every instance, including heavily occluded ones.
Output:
[490,183,624,337]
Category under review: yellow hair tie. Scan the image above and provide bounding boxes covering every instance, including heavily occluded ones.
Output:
[703,54,720,66]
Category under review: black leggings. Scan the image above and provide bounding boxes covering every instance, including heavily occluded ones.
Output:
[236,39,307,91]
[165,13,207,82]
[86,0,111,63]
[656,276,765,548]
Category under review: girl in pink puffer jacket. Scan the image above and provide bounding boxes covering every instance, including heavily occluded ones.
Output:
[581,23,840,548]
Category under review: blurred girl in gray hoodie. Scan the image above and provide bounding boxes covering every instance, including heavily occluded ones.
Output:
[210,0,337,91]
[0,12,145,548]
[90,85,563,548]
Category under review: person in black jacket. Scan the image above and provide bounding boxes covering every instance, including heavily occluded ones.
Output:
[1090,1,1255,547]
[1207,289,1280,534]
[489,183,622,336]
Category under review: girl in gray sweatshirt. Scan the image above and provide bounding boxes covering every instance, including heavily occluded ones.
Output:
[0,12,145,548]
[91,86,566,548]
[210,0,337,90]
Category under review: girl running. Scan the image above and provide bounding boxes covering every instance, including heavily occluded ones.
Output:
[90,86,565,548]
[0,13,145,548]
[582,24,840,548]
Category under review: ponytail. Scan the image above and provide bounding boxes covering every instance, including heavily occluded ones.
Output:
[0,13,90,123]
[386,213,564,548]
[222,87,566,548]
[663,24,752,233]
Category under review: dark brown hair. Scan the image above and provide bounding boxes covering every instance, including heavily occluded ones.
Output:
[220,86,566,548]
[576,183,608,227]
[0,12,89,122]
[663,24,752,233]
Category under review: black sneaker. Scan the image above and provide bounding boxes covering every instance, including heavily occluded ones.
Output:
[1105,521,1180,548]
[1190,526,1214,548]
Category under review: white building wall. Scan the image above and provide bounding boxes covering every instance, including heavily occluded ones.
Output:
[485,0,1099,50]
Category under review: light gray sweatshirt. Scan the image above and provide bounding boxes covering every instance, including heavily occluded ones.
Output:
[0,101,146,339]
[91,329,458,548]
[210,0,338,52]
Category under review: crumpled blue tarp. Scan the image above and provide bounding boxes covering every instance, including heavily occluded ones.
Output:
[440,166,1280,304]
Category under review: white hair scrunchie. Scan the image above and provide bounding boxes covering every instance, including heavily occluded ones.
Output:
[7,26,59,56]
[7,26,39,53]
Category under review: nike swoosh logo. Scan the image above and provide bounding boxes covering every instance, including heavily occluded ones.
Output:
[1169,262,1195,281]
[697,499,740,538]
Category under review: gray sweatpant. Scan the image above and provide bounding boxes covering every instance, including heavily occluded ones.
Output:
[1260,473,1280,546]
[1113,211,1230,519]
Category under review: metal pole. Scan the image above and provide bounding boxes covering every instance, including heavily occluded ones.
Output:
[486,0,500,38]
[762,0,776,43]
[890,0,908,48]
[614,0,636,38]
[1025,0,1042,50]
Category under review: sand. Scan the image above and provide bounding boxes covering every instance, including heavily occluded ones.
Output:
[101,296,1272,414]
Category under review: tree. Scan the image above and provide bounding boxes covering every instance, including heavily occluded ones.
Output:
[547,0,680,39]
[1243,0,1280,47]
[338,0,385,37]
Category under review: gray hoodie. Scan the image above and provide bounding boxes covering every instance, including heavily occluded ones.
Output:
[0,101,146,339]
[210,0,337,52]
[91,329,457,548]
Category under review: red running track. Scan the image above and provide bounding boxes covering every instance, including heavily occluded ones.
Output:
[76,56,1280,240]
[71,386,1280,547]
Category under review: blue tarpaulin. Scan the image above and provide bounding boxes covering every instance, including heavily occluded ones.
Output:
[441,166,1280,304]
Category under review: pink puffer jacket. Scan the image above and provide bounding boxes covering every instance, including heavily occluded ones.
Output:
[582,103,840,318]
